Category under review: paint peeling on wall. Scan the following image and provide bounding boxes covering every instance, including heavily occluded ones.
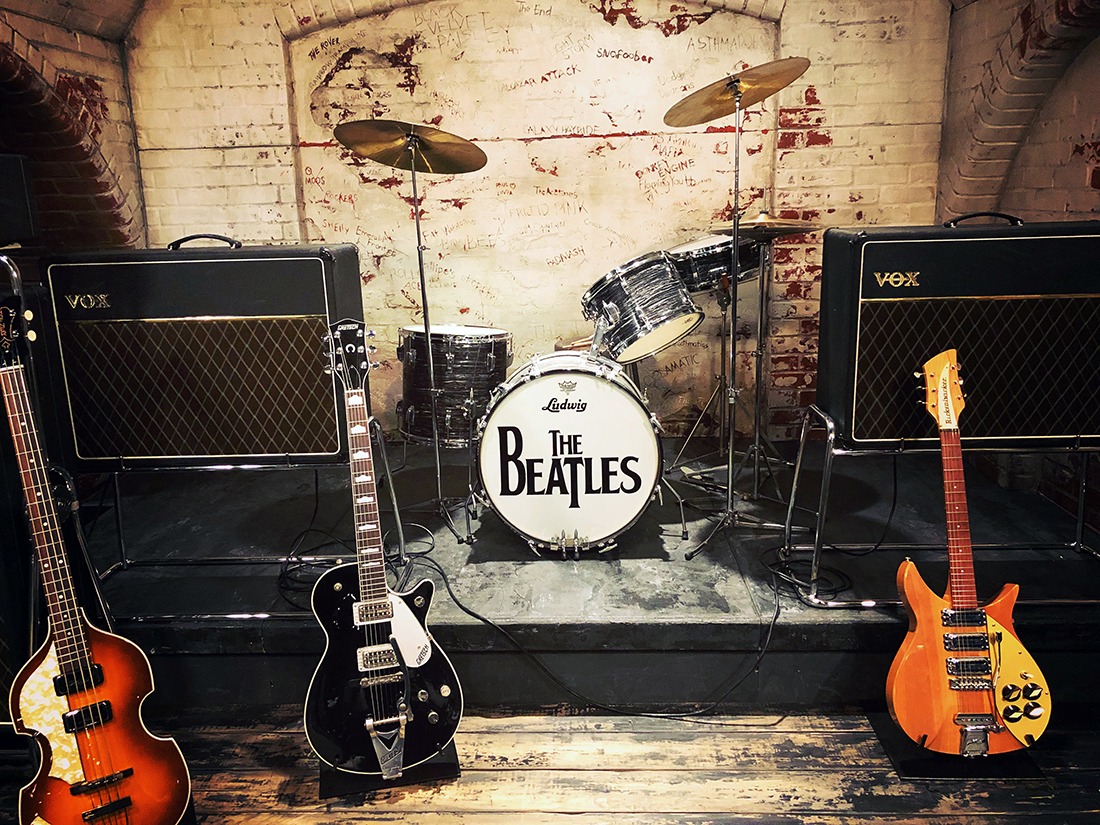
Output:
[291,0,778,434]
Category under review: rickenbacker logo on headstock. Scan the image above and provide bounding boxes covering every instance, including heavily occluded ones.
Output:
[873,271,920,288]
[64,294,111,309]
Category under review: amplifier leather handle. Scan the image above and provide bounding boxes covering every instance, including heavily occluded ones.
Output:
[942,212,1024,228]
[166,233,243,249]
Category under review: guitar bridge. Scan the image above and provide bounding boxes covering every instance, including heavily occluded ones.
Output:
[955,713,999,757]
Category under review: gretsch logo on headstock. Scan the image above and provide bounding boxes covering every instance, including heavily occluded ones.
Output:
[64,294,111,309]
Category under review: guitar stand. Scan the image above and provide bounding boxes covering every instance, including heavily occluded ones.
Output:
[318,741,461,798]
[867,713,1043,781]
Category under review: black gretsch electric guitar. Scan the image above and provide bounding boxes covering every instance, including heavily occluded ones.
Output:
[1,305,191,824]
[303,320,462,779]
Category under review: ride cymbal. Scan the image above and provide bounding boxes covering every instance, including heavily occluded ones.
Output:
[333,119,487,174]
[710,211,821,241]
[663,57,810,128]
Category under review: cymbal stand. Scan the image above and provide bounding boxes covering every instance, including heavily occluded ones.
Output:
[742,239,788,501]
[686,78,786,561]
[405,134,473,544]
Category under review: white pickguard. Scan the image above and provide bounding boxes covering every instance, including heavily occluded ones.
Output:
[387,592,432,668]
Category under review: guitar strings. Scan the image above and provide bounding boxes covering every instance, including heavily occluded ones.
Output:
[1,365,122,811]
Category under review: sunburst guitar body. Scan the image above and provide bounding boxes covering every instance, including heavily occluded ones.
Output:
[1,303,190,824]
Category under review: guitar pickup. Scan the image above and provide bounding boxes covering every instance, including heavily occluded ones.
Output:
[53,664,104,697]
[353,600,393,625]
[943,633,989,651]
[357,644,399,673]
[941,608,987,627]
[62,701,113,734]
[950,677,994,691]
[70,768,133,796]
[81,796,132,822]
[946,657,992,676]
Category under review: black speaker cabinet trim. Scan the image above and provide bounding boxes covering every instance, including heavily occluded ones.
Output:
[818,221,1100,451]
[37,243,363,471]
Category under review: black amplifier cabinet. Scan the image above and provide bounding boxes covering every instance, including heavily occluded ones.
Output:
[818,220,1100,450]
[37,243,363,470]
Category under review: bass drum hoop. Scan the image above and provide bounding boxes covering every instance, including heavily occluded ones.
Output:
[476,352,662,550]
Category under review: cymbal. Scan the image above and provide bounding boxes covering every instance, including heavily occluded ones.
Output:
[711,211,821,241]
[663,57,810,128]
[333,119,487,174]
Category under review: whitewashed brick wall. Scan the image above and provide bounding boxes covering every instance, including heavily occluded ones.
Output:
[120,0,952,439]
[999,36,1100,220]
[768,0,951,435]
[127,0,298,245]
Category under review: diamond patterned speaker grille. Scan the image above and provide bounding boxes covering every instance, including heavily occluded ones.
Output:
[853,297,1100,443]
[58,317,339,460]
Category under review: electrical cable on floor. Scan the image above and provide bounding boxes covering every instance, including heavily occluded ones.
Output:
[276,468,353,611]
[404,547,786,727]
[762,453,900,605]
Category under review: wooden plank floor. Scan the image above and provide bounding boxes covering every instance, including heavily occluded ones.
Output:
[55,705,1091,824]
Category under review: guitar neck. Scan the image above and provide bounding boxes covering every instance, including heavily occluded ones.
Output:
[0,364,90,662]
[345,389,388,608]
[939,427,978,609]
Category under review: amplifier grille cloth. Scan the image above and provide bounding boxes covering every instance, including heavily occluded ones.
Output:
[854,297,1100,442]
[58,317,338,459]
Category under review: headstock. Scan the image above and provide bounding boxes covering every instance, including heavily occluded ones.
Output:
[323,319,376,392]
[921,349,964,431]
[0,304,34,368]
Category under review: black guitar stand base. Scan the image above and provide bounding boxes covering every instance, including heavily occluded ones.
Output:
[318,741,461,798]
[867,712,1044,781]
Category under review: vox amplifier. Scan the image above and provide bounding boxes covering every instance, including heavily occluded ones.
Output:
[37,241,364,470]
[817,219,1100,450]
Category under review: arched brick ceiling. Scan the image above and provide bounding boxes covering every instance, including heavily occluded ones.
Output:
[0,32,140,250]
[0,0,144,41]
[939,0,1100,219]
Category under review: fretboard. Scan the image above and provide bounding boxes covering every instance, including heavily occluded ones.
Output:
[940,427,977,609]
[345,389,387,609]
[0,364,90,669]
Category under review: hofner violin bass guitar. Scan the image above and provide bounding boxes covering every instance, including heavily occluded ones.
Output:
[886,349,1050,756]
[1,305,191,824]
[304,320,462,780]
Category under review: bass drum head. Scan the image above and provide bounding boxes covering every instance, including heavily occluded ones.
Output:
[478,354,660,549]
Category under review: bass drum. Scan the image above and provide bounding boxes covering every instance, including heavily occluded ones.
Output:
[478,352,661,552]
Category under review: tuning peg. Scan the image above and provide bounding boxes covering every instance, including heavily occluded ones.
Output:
[23,309,32,321]
[367,329,376,339]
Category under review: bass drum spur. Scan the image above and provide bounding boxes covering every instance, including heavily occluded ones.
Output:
[477,351,661,553]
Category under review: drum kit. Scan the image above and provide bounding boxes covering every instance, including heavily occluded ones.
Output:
[332,56,820,557]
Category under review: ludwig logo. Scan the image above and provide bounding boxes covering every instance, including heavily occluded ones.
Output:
[64,294,111,309]
[873,272,919,288]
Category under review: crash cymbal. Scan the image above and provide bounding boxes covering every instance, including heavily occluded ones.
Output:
[663,57,810,128]
[333,119,487,174]
[711,211,821,241]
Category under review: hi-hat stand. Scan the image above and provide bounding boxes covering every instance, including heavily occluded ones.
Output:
[662,57,811,558]
[333,119,487,544]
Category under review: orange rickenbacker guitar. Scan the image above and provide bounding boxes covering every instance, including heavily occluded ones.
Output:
[886,349,1050,757]
[1,305,191,825]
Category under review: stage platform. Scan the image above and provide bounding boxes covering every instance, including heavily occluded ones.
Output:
[77,437,1100,714]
